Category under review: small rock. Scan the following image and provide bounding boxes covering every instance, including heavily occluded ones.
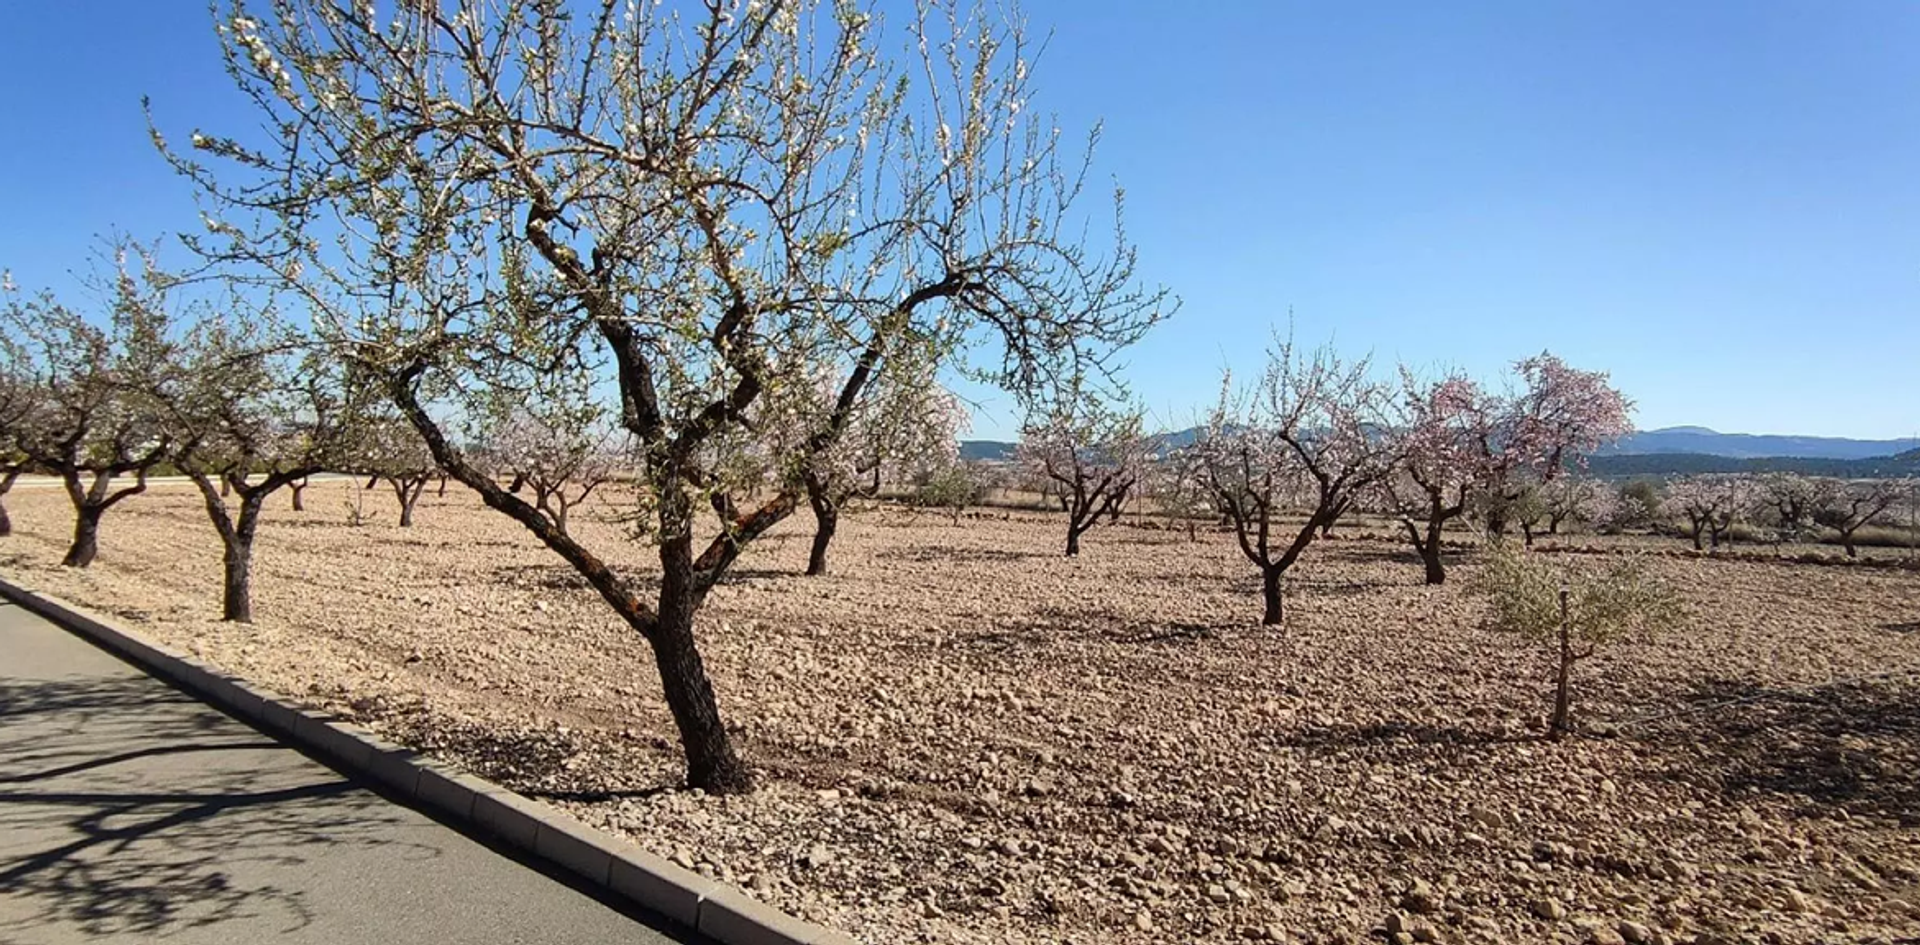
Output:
[1206,883,1231,904]
[1783,888,1814,913]
[1618,920,1653,944]
[801,844,834,869]
[1132,911,1154,932]
[1400,878,1441,915]
[1532,897,1568,921]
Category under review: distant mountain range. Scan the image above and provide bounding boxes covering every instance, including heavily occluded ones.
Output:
[960,425,1920,478]
[1599,426,1920,460]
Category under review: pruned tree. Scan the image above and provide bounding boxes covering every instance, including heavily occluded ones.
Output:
[1016,380,1148,557]
[1,243,180,567]
[356,417,436,528]
[1198,338,1395,626]
[1814,478,1904,558]
[1475,545,1681,739]
[1757,472,1829,542]
[1660,475,1757,551]
[754,353,967,575]
[1539,476,1613,536]
[168,308,365,621]
[1141,445,1213,542]
[481,389,625,540]
[1478,353,1633,539]
[164,0,1166,793]
[1380,370,1492,585]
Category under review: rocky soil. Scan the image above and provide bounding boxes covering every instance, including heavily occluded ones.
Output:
[4,480,1920,944]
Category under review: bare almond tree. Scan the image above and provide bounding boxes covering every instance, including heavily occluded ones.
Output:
[1,243,180,567]
[162,0,1166,793]
[1197,338,1396,626]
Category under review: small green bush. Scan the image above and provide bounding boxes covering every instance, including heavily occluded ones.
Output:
[1476,546,1683,738]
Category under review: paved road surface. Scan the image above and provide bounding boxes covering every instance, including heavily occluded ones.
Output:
[0,600,696,944]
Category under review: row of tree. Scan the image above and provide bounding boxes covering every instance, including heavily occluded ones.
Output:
[1013,342,1634,622]
[0,0,1171,794]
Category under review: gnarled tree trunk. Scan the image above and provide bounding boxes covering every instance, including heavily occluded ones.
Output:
[805,474,837,577]
[0,469,19,537]
[64,505,105,568]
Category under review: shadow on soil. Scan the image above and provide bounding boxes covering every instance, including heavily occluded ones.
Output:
[1631,675,1920,825]
[882,545,1055,565]
[0,674,417,940]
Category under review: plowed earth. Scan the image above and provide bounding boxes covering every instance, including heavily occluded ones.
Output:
[4,481,1919,945]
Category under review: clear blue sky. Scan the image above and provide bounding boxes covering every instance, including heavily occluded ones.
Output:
[3,2,1916,442]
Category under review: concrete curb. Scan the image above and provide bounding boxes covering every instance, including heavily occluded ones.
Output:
[0,578,855,945]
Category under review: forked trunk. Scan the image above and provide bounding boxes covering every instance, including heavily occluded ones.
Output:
[390,476,424,528]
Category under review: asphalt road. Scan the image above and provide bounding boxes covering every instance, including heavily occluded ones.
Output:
[0,600,696,944]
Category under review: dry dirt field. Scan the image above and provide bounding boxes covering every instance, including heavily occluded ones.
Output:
[4,481,1920,945]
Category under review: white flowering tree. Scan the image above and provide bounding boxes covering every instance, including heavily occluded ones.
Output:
[1477,353,1634,539]
[0,319,34,537]
[0,244,181,567]
[740,347,967,574]
[1380,370,1493,585]
[161,0,1166,793]
[483,408,623,539]
[353,416,437,528]
[1197,339,1396,625]
[1140,445,1213,541]
[1660,475,1758,551]
[1757,472,1829,541]
[1016,378,1148,557]
[168,308,369,621]
[1539,476,1621,536]
[1813,478,1906,558]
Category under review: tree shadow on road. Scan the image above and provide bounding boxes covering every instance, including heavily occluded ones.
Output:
[0,674,426,940]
